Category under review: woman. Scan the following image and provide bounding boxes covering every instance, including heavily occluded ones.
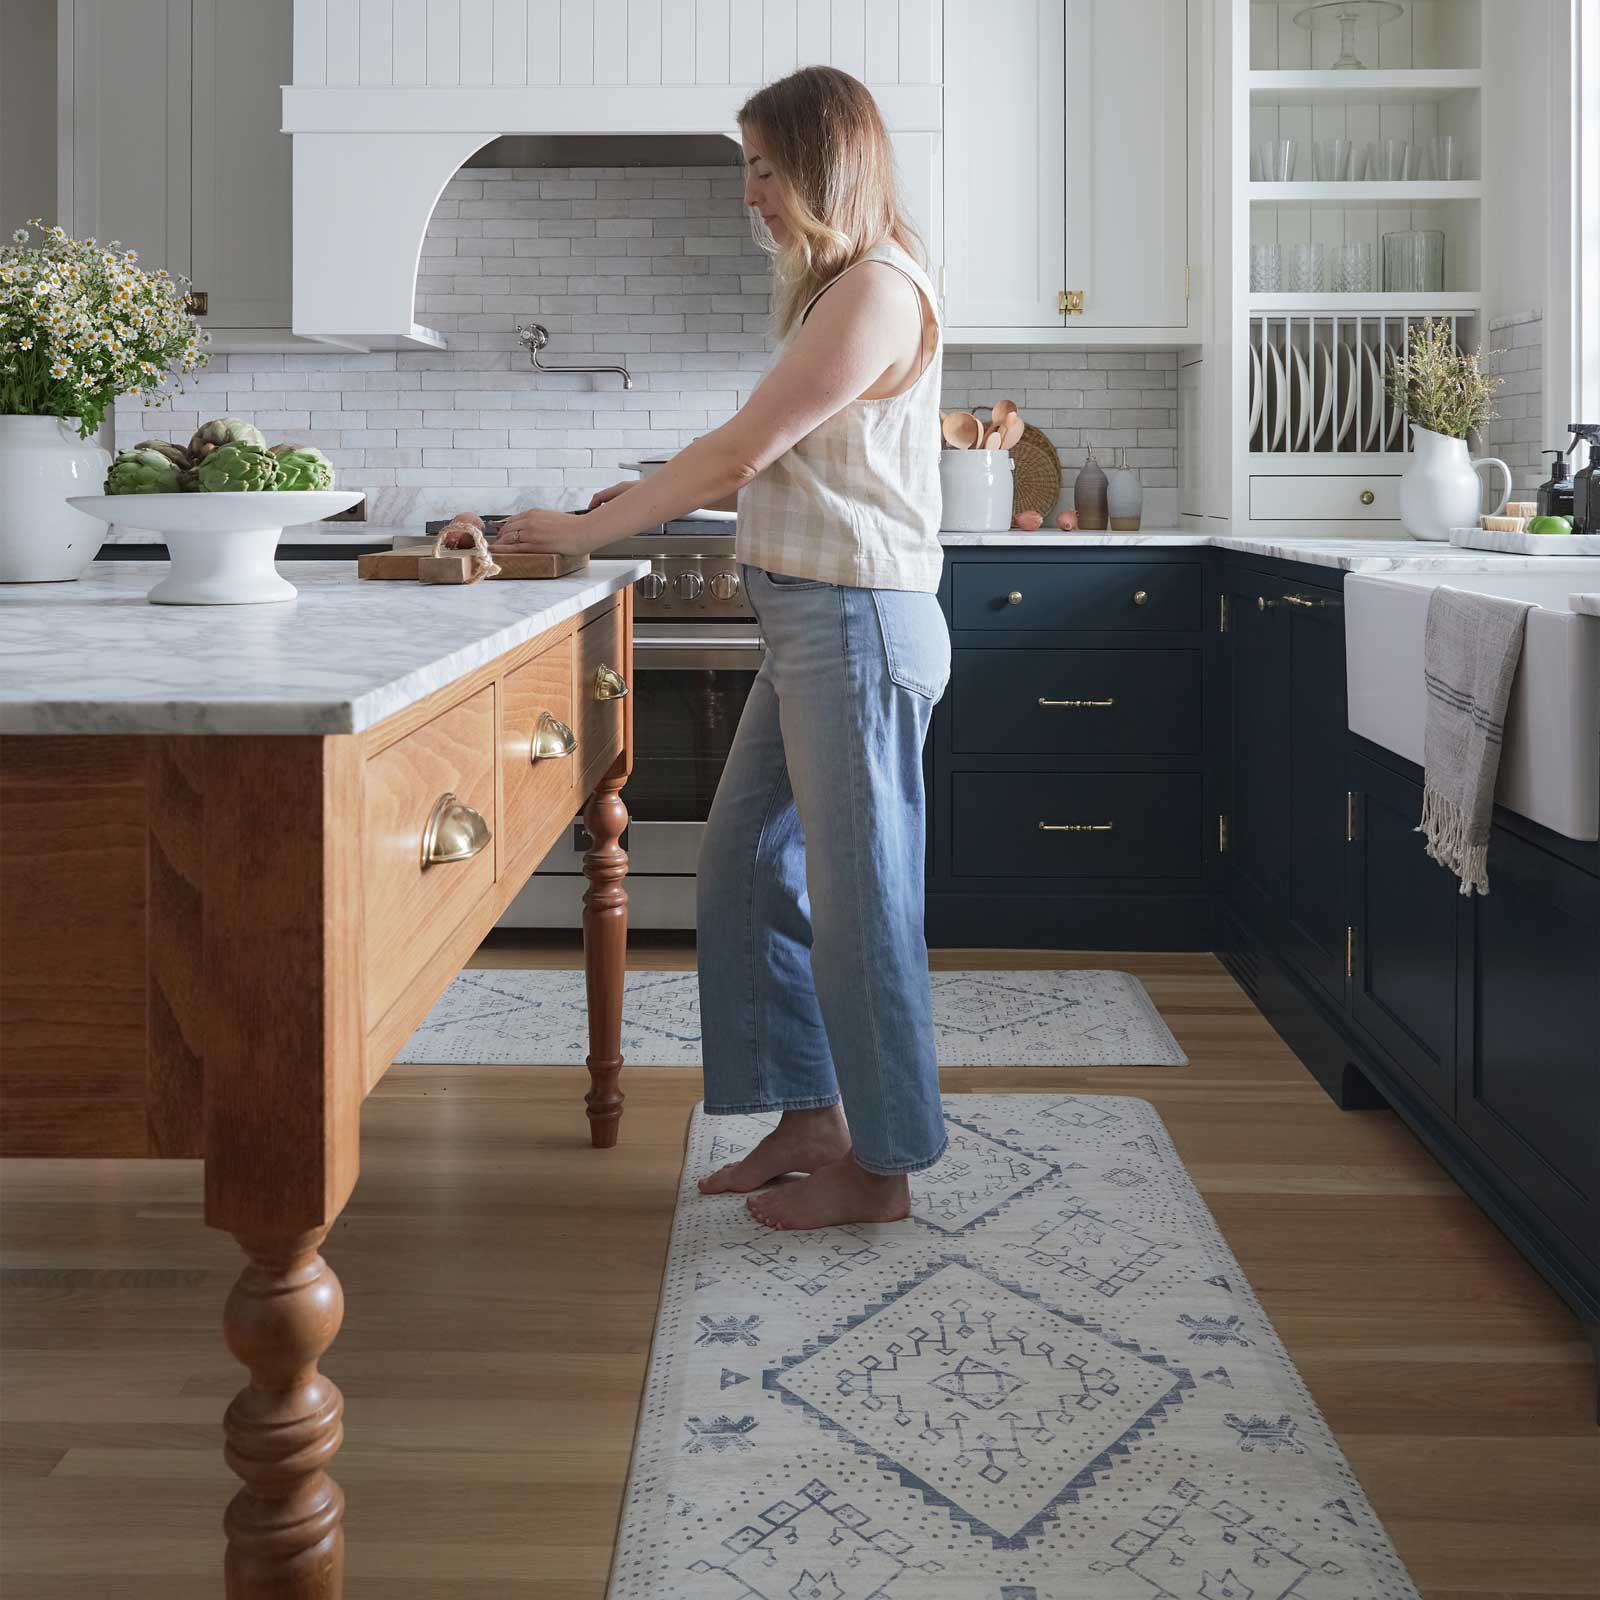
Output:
[481,66,949,1231]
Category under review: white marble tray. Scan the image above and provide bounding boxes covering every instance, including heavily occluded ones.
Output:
[1449,526,1600,557]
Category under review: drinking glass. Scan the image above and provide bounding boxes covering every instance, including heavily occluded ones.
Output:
[1314,138,1355,181]
[1257,139,1297,182]
[1369,139,1411,180]
[1333,241,1375,293]
[1382,230,1445,292]
[1249,242,1283,292]
[1425,135,1460,180]
[1288,241,1326,294]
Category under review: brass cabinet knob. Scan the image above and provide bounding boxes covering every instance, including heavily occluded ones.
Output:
[1359,489,1376,506]
[1257,595,1270,611]
[593,662,629,701]
[421,792,490,868]
[1132,589,1148,606]
[530,710,577,762]
[1007,590,1024,606]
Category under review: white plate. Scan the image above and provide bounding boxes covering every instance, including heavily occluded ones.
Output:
[1308,340,1336,449]
[1248,343,1264,447]
[1382,342,1405,450]
[1334,342,1359,449]
[1288,342,1311,451]
[1361,343,1384,451]
[1265,339,1289,452]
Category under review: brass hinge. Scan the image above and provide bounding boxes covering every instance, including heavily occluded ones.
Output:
[1059,288,1085,317]
[1345,925,1354,979]
[1345,790,1356,842]
[1217,814,1229,854]
[187,289,209,315]
[1218,593,1229,634]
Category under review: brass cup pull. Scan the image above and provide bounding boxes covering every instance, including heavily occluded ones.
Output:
[530,710,577,762]
[1007,590,1024,606]
[1132,590,1148,606]
[1359,489,1376,506]
[1038,696,1115,708]
[1039,821,1115,833]
[593,663,629,701]
[421,792,491,868]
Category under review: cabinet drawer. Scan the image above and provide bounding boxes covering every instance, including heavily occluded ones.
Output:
[500,630,578,876]
[951,648,1202,755]
[950,562,1201,632]
[363,685,497,1024]
[951,771,1204,879]
[1249,474,1399,522]
[577,597,627,794]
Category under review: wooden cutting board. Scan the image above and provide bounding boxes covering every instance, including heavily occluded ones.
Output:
[357,548,589,582]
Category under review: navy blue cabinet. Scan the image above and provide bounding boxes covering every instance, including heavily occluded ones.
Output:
[1223,574,1290,923]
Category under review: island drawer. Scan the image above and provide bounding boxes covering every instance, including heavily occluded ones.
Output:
[499,629,578,877]
[363,684,497,1024]
[950,648,1202,756]
[950,771,1204,880]
[576,596,627,796]
[950,562,1202,633]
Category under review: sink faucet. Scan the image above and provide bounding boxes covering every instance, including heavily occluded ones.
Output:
[515,322,633,389]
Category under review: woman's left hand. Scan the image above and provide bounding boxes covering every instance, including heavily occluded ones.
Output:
[492,508,596,556]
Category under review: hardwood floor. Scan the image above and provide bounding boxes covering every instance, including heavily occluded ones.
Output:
[2,942,1595,1598]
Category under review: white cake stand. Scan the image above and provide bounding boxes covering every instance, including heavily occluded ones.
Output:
[69,490,365,604]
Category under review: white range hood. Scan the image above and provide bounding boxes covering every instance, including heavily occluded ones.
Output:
[283,1,941,349]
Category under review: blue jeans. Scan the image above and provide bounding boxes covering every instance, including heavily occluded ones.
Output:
[697,565,951,1175]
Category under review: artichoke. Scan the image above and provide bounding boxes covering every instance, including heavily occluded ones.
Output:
[269,444,334,492]
[135,439,194,472]
[196,442,280,493]
[105,447,183,496]
[188,416,266,460]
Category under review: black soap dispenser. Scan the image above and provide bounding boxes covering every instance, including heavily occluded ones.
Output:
[1573,428,1600,536]
[1537,446,1574,518]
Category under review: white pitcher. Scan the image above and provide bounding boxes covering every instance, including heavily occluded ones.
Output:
[1398,425,1511,542]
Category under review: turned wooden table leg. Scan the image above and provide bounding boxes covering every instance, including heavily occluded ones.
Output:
[582,766,629,1147]
[222,1227,346,1599]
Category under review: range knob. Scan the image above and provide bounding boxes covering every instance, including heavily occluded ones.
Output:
[708,570,742,601]
[636,571,667,600]
[675,571,706,601]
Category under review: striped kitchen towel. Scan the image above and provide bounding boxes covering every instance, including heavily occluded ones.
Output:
[1417,584,1533,894]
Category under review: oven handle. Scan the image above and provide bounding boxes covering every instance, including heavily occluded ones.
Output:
[633,635,766,672]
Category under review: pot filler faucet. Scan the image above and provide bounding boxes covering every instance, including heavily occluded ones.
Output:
[516,321,633,389]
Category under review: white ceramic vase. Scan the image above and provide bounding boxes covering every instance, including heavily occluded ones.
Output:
[0,415,112,582]
[1398,425,1511,542]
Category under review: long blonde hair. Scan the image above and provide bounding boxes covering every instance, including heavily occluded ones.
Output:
[738,67,924,338]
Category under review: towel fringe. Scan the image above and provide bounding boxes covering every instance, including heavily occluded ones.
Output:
[1417,785,1490,896]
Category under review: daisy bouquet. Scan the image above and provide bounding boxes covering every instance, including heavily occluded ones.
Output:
[0,221,208,437]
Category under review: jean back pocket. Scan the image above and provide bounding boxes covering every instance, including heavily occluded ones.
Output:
[870,589,951,701]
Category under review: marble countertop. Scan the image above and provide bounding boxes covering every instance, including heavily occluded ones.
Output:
[938,529,1600,574]
[0,560,649,737]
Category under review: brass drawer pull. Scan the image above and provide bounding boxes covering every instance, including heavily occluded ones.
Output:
[593,663,629,701]
[1359,489,1376,506]
[1038,696,1115,708]
[421,792,491,868]
[1038,821,1115,833]
[530,710,577,762]
[1132,589,1148,606]
[1007,590,1024,606]
[1283,593,1318,608]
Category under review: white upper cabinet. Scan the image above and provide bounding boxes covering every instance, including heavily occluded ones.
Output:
[942,0,1192,335]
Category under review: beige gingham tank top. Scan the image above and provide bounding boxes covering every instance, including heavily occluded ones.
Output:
[735,241,944,593]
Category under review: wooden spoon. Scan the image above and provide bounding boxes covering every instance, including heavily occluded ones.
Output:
[991,398,1019,426]
[998,413,1024,450]
[941,410,983,449]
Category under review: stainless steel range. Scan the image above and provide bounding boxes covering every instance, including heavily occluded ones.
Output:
[500,513,757,930]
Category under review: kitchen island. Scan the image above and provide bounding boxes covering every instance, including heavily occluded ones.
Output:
[0,558,647,1598]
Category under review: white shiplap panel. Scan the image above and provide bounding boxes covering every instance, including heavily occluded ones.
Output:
[326,0,360,82]
[560,0,593,80]
[492,0,527,82]
[661,0,695,79]
[829,0,864,77]
[393,0,428,81]
[527,0,559,82]
[729,0,762,81]
[359,0,393,81]
[898,0,938,84]
[863,0,897,82]
[595,0,627,82]
[294,0,327,83]
[459,0,492,83]
[762,0,796,78]
[795,0,828,66]
[697,0,731,82]
[427,0,460,82]
[627,0,661,82]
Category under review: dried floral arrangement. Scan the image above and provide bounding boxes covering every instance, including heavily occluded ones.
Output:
[1384,316,1500,441]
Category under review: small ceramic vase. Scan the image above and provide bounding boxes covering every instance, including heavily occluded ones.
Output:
[1106,447,1144,532]
[1074,447,1109,531]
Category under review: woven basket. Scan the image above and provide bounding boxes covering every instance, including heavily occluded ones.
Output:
[1011,425,1062,519]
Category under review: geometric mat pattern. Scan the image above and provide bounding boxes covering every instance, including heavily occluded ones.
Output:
[397,969,1187,1068]
[606,1095,1418,1599]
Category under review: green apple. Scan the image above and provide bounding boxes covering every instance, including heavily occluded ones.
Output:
[1525,515,1573,536]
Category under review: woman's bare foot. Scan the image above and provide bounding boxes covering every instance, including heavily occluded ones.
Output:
[745,1151,912,1231]
[698,1105,851,1195]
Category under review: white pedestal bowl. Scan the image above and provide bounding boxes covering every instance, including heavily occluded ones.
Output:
[68,491,365,604]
